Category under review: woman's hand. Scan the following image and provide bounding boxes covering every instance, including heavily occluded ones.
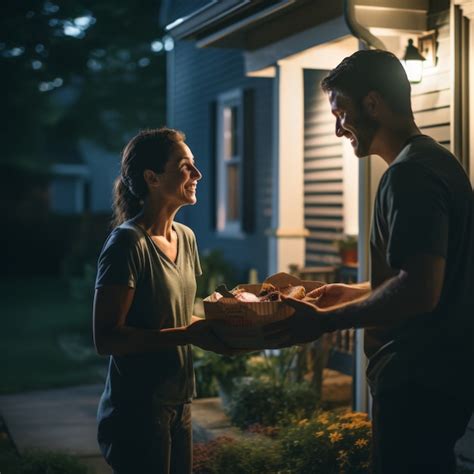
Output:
[307,283,371,308]
[186,318,246,356]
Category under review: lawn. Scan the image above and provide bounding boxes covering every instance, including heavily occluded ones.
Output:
[0,276,106,394]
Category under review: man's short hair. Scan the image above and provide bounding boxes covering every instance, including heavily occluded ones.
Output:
[321,49,413,116]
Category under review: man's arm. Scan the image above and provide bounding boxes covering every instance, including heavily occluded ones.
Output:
[309,281,371,308]
[323,254,445,331]
[264,254,445,347]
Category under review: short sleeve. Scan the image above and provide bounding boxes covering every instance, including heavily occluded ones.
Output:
[382,163,449,269]
[95,228,141,289]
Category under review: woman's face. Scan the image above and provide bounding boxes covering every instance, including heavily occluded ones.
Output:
[156,141,202,206]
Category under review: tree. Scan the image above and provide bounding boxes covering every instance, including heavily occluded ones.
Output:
[0,0,167,166]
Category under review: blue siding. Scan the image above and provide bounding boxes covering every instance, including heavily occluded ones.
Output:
[170,39,273,282]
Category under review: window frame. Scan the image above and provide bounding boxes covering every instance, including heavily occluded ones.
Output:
[215,88,245,237]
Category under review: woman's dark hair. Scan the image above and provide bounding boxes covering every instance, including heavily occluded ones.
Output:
[111,127,186,228]
[321,49,413,117]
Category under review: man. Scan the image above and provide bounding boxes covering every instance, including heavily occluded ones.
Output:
[264,50,474,473]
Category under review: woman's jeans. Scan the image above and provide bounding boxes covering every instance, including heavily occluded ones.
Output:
[102,402,192,474]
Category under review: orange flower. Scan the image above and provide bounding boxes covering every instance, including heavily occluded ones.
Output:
[329,432,343,443]
[355,438,369,448]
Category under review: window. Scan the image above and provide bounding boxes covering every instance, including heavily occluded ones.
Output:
[216,89,243,235]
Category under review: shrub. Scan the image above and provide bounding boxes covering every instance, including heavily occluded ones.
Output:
[279,409,372,474]
[192,347,253,399]
[194,410,372,473]
[229,379,319,428]
[193,436,235,474]
[193,436,282,474]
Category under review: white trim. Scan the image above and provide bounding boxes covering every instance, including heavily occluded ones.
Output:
[243,15,351,75]
[454,0,474,21]
[268,61,306,275]
[216,89,244,236]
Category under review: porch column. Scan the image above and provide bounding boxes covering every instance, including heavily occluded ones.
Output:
[268,60,308,275]
[355,155,387,413]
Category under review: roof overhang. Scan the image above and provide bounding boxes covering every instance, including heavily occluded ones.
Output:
[165,0,344,51]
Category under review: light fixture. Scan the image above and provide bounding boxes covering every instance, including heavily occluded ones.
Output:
[402,38,426,84]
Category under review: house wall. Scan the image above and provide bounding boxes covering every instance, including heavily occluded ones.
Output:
[169,39,274,281]
[412,13,451,148]
[303,69,344,266]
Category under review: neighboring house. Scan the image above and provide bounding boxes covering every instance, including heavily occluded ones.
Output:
[49,140,119,215]
[161,0,474,463]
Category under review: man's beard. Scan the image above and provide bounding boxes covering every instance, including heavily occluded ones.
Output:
[352,110,379,158]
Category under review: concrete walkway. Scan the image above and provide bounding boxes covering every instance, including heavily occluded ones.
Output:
[0,385,237,474]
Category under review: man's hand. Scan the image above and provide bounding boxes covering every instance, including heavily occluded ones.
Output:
[186,318,247,356]
[263,297,327,348]
[308,283,370,308]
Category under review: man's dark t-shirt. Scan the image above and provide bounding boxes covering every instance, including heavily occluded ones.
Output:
[367,135,474,398]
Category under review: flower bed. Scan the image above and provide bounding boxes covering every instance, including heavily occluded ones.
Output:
[193,409,372,474]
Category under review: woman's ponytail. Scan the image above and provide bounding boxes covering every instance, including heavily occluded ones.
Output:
[111,176,143,228]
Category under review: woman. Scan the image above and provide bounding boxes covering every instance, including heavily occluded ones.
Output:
[93,127,226,474]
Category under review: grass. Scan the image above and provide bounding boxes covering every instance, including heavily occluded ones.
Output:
[0,276,106,394]
[0,436,92,474]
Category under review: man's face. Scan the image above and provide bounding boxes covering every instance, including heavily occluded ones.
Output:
[329,90,379,158]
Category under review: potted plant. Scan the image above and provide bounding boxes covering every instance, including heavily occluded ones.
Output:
[335,234,358,265]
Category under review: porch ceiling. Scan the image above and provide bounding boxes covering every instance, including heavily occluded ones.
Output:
[165,0,343,51]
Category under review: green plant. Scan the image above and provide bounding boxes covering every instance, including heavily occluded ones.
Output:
[193,409,372,474]
[193,435,282,474]
[192,347,251,398]
[196,249,238,299]
[279,409,372,474]
[229,379,319,428]
[335,234,358,252]
[247,347,302,385]
[192,347,219,398]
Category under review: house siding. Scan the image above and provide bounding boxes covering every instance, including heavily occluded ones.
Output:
[412,17,451,149]
[303,69,343,266]
[170,39,274,281]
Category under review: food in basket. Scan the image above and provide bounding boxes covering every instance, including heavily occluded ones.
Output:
[202,272,325,349]
[207,283,320,304]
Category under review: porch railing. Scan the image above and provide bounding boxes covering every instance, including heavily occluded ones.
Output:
[291,264,358,375]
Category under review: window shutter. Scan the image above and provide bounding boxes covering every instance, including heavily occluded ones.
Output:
[242,88,255,234]
[209,100,217,230]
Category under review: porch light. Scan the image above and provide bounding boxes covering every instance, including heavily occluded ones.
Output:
[402,39,426,84]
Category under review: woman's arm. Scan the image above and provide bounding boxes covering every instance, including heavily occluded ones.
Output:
[93,286,231,356]
[93,286,192,356]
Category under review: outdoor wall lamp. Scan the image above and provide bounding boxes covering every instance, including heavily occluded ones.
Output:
[402,38,426,83]
[401,31,437,84]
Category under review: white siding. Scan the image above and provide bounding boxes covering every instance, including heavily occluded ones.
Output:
[304,69,343,266]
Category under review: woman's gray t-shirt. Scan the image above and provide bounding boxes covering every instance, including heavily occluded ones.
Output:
[95,220,202,432]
